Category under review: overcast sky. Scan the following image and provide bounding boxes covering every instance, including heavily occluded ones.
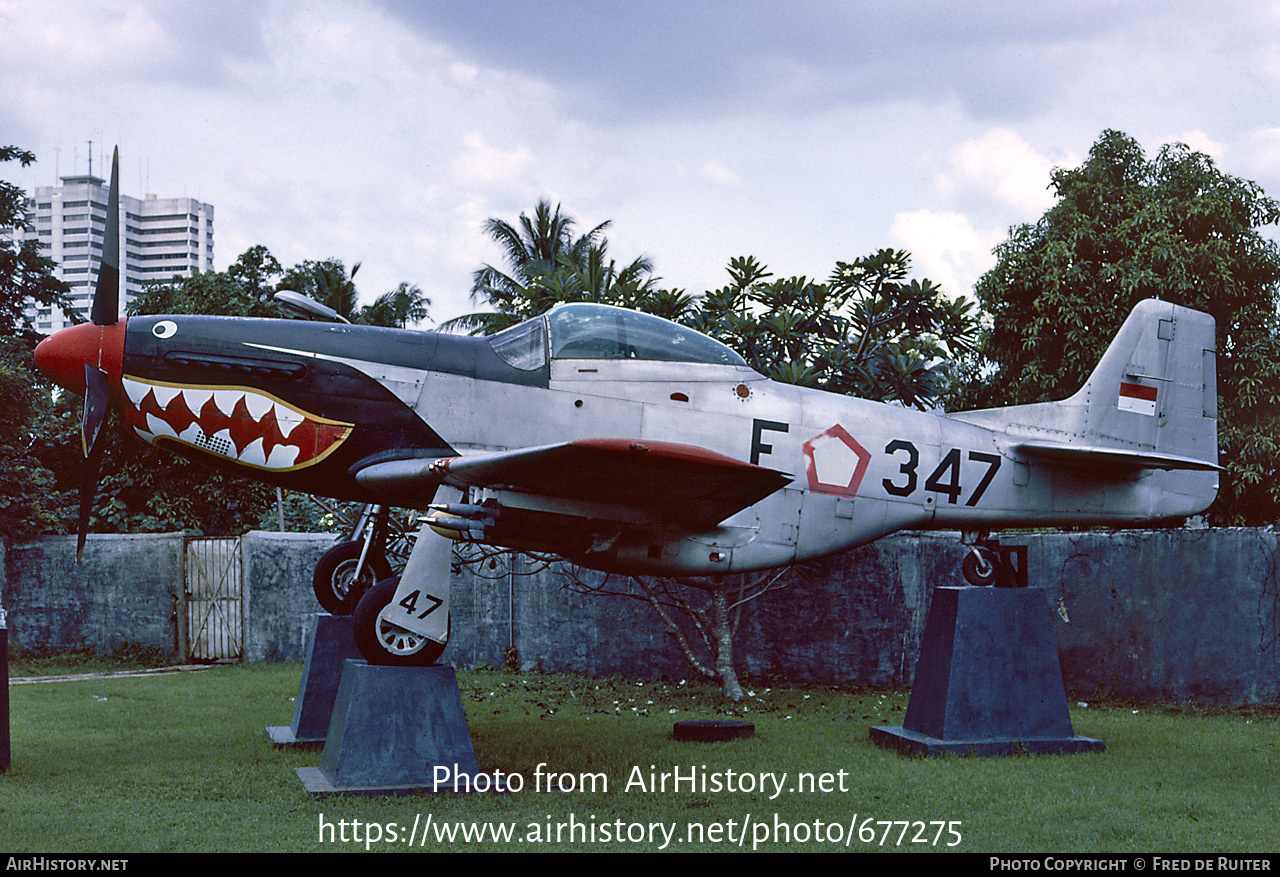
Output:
[3,0,1279,326]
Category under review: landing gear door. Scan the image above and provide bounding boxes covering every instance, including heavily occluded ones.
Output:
[385,488,461,642]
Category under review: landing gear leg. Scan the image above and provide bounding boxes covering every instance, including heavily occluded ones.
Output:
[353,491,458,666]
[960,532,1027,588]
[312,504,393,614]
[962,544,1001,587]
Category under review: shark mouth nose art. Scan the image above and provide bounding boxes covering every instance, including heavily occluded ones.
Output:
[122,377,354,470]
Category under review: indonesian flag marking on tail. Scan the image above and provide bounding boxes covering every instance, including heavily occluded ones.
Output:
[1118,381,1158,416]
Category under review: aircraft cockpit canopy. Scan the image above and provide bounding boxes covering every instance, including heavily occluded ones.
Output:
[488,303,748,371]
[487,314,547,371]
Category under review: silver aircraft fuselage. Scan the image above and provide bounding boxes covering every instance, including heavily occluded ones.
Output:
[36,300,1219,578]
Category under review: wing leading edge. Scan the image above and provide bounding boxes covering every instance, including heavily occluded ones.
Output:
[355,438,793,528]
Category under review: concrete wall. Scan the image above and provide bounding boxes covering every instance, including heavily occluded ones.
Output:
[0,532,335,664]
[1037,529,1280,704]
[3,534,184,657]
[240,532,337,663]
[3,528,1278,705]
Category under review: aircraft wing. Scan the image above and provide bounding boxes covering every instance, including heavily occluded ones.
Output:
[355,438,793,528]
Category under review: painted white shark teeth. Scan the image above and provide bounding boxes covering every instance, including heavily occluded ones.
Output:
[243,392,273,421]
[124,380,147,406]
[147,413,178,441]
[213,389,244,415]
[267,443,301,468]
[121,376,348,470]
[126,379,183,410]
[274,406,304,439]
[123,378,292,426]
[238,438,301,469]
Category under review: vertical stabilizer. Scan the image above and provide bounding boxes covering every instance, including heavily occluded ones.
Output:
[951,299,1219,518]
[1068,299,1218,466]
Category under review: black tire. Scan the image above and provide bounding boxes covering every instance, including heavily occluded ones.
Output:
[312,541,392,615]
[353,577,448,667]
[962,546,1001,587]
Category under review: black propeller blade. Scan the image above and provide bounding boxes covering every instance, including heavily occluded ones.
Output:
[75,363,112,560]
[76,147,120,559]
[89,148,120,329]
[80,363,110,458]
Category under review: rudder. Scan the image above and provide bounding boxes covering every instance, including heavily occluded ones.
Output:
[951,298,1219,519]
[1070,299,1218,466]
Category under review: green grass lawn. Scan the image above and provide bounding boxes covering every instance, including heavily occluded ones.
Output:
[1,659,1276,853]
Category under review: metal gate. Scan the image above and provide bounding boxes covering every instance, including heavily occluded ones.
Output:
[185,537,242,661]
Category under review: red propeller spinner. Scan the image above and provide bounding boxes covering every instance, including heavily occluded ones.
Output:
[33,320,125,396]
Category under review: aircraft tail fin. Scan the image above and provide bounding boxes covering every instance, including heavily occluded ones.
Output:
[952,298,1219,514]
[1051,299,1217,464]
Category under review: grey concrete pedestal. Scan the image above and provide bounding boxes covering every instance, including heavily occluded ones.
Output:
[298,660,484,796]
[267,614,361,745]
[871,586,1104,757]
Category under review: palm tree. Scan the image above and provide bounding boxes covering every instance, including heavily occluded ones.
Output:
[450,201,666,334]
[572,240,657,307]
[357,283,431,328]
[470,200,607,309]
[278,259,361,321]
[312,260,361,319]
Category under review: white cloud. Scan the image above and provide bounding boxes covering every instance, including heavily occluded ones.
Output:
[888,128,1084,301]
[452,132,536,187]
[943,128,1062,218]
[448,62,479,87]
[698,160,741,188]
[0,0,168,80]
[1171,129,1227,160]
[1241,128,1280,172]
[888,210,1003,299]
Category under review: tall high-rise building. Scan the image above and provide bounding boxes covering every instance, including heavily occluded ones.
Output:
[16,172,214,332]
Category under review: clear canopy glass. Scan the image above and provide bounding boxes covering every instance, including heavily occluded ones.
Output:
[545,303,747,366]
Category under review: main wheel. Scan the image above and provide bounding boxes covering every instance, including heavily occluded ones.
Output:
[353,577,449,667]
[962,546,1001,587]
[312,541,392,615]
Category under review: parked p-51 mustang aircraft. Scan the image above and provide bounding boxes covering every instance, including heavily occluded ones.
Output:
[34,150,1221,666]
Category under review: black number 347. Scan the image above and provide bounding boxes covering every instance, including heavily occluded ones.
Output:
[882,441,1001,507]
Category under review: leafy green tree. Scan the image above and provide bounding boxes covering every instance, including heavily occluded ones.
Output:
[0,337,75,539]
[278,259,362,320]
[128,249,286,319]
[246,252,428,328]
[0,146,77,341]
[692,249,979,410]
[85,434,277,537]
[225,244,283,299]
[968,129,1280,525]
[0,147,80,539]
[458,200,666,333]
[356,282,431,328]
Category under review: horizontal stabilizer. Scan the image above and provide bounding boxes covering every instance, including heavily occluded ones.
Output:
[1014,441,1224,473]
[355,438,792,527]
